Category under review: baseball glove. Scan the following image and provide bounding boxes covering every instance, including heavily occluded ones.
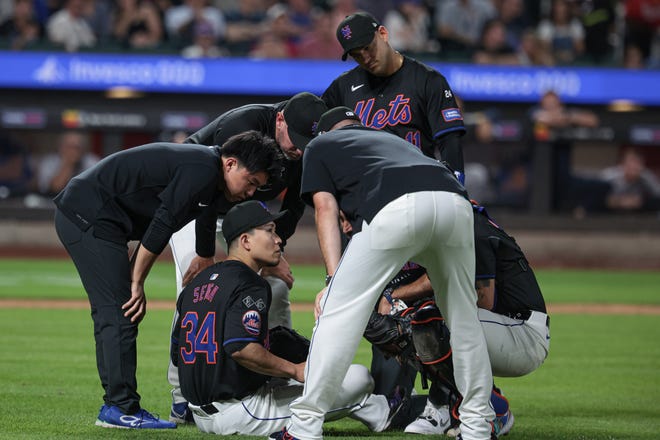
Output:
[363,308,414,358]
[268,326,310,364]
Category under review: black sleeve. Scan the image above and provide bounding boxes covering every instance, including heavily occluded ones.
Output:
[432,131,464,175]
[275,166,305,248]
[321,79,342,109]
[223,283,270,355]
[195,203,218,258]
[141,164,218,254]
[300,143,336,206]
[170,294,185,366]
[474,215,498,280]
[184,120,217,145]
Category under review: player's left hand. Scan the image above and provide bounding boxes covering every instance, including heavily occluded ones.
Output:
[260,256,294,289]
[182,255,215,286]
[123,281,147,323]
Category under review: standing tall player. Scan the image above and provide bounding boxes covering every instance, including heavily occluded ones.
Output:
[322,11,468,403]
[322,11,466,183]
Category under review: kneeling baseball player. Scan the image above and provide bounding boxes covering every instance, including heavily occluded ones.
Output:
[364,201,551,437]
[171,201,407,436]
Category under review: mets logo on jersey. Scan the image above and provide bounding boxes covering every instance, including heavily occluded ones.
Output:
[242,310,262,335]
[341,25,352,40]
[442,108,463,122]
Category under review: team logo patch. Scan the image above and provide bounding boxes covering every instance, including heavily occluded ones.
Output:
[442,108,463,122]
[242,310,262,335]
[341,25,352,40]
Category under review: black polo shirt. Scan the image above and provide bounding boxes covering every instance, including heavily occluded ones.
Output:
[301,125,467,233]
[185,102,304,245]
[54,142,225,256]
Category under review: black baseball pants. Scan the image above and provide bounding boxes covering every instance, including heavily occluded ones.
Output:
[55,210,141,414]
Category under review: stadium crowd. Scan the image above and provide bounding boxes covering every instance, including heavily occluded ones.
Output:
[1,0,659,215]
[0,0,659,68]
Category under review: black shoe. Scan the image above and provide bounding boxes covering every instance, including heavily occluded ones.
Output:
[384,385,410,430]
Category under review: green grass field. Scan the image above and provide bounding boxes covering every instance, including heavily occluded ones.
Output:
[1,259,659,439]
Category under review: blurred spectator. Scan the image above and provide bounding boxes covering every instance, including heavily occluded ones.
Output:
[164,0,225,46]
[37,131,99,197]
[297,7,344,59]
[434,0,496,55]
[531,90,599,133]
[0,0,43,50]
[46,0,97,51]
[537,0,585,65]
[578,0,617,64]
[112,0,164,49]
[623,42,646,68]
[516,27,554,65]
[181,18,227,57]
[600,148,660,212]
[383,0,436,53]
[159,129,189,143]
[624,0,660,65]
[495,0,529,49]
[223,0,268,56]
[83,0,114,43]
[355,0,395,23]
[529,90,606,214]
[472,17,520,64]
[286,0,315,43]
[248,3,296,58]
[328,0,358,32]
[0,130,33,198]
[0,0,13,23]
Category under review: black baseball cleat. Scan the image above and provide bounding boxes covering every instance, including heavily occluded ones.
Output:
[383,385,411,430]
[269,427,299,440]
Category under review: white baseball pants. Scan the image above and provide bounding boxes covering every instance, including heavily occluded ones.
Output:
[479,309,550,377]
[288,191,494,440]
[188,365,390,435]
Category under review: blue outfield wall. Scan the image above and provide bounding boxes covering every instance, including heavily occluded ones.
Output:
[1,51,659,105]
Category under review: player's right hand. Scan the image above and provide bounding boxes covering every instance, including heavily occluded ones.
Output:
[294,362,306,383]
[182,256,215,286]
[314,288,327,321]
[123,281,147,323]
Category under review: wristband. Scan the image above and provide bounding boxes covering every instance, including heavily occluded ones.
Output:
[382,287,394,305]
[325,274,332,286]
[454,170,465,186]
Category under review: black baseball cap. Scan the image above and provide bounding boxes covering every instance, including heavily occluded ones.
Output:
[222,201,286,245]
[282,92,328,151]
[336,12,380,61]
[316,107,362,134]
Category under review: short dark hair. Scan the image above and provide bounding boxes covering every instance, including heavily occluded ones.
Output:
[221,130,284,184]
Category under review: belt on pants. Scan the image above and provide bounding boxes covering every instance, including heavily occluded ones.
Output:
[200,403,219,415]
[509,310,550,327]
[190,399,239,417]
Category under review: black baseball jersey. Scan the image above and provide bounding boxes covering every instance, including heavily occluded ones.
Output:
[185,102,304,246]
[322,56,466,162]
[53,142,225,256]
[473,205,547,316]
[172,260,272,405]
[301,125,467,233]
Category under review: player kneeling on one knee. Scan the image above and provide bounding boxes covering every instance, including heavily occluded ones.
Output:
[171,201,403,436]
